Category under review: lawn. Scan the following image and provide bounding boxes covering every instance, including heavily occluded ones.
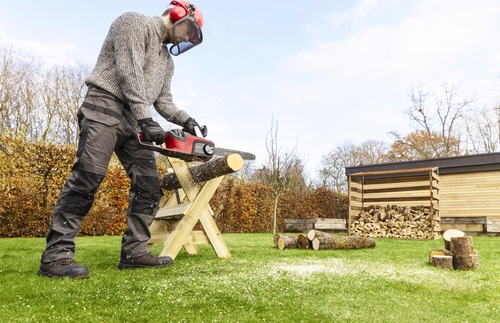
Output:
[0,234,499,322]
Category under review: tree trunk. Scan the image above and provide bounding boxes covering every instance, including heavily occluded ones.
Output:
[160,154,244,190]
[272,194,279,235]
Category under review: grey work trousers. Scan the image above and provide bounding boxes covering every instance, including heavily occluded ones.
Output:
[41,86,163,264]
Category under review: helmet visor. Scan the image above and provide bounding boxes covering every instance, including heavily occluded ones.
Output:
[170,16,203,56]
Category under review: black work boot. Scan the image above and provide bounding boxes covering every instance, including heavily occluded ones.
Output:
[118,253,174,270]
[38,258,89,279]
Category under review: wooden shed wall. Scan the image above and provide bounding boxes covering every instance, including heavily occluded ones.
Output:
[439,170,500,221]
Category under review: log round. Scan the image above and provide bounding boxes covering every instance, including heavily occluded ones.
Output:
[428,249,453,263]
[307,229,332,241]
[443,229,465,251]
[453,255,480,270]
[431,255,453,270]
[450,236,474,256]
[297,234,310,249]
[160,154,244,191]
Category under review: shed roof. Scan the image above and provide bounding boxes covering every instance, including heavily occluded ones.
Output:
[345,152,500,176]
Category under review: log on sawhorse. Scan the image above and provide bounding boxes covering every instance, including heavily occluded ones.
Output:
[148,153,244,260]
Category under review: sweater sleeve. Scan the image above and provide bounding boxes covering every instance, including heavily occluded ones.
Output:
[111,13,151,120]
[153,60,191,126]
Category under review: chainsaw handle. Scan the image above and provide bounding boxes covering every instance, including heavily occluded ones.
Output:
[194,125,208,138]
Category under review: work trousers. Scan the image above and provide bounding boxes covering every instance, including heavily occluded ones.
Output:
[41,86,162,264]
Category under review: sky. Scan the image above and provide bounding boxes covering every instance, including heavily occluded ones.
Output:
[1,0,500,180]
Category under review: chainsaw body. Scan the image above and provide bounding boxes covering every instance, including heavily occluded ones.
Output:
[137,130,215,162]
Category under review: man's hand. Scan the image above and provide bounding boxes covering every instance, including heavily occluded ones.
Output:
[183,118,207,137]
[138,118,165,145]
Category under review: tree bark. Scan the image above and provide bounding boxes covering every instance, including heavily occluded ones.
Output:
[160,154,244,190]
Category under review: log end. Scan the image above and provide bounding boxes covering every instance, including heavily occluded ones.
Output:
[225,153,245,172]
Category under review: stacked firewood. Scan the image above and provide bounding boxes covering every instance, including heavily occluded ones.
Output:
[429,229,480,270]
[273,230,375,251]
[350,205,440,240]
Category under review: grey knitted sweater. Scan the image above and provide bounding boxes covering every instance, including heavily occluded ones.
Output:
[85,12,190,125]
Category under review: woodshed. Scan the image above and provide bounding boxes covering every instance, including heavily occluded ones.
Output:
[345,152,500,237]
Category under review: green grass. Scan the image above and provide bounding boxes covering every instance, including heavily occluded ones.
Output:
[1,234,499,322]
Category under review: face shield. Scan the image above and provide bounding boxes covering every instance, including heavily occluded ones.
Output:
[169,16,203,56]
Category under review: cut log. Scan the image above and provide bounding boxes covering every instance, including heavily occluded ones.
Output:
[453,255,480,270]
[307,229,332,241]
[428,249,453,263]
[160,154,244,190]
[297,234,310,249]
[450,236,474,256]
[431,255,453,269]
[276,235,298,250]
[311,235,375,250]
[443,229,464,251]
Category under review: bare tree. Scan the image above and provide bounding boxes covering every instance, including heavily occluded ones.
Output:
[0,46,88,144]
[463,105,500,154]
[319,140,388,193]
[253,118,306,234]
[390,83,474,158]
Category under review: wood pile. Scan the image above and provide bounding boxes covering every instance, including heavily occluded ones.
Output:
[350,205,440,240]
[274,230,375,251]
[429,229,480,270]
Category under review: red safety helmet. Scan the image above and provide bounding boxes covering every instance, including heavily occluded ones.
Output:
[168,1,204,55]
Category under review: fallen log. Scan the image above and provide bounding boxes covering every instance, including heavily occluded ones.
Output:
[311,235,375,250]
[431,255,453,270]
[160,154,244,190]
[274,234,298,250]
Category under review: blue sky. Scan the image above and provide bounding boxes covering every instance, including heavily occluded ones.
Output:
[1,1,500,179]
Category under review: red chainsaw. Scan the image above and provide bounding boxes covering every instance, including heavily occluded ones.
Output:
[137,128,255,162]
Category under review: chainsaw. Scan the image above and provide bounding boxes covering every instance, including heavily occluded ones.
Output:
[137,127,256,162]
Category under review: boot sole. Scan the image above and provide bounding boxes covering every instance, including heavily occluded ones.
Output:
[38,269,90,279]
[117,260,174,270]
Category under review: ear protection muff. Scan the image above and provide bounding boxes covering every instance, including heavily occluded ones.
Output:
[169,1,190,23]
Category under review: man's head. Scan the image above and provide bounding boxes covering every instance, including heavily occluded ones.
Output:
[164,1,204,56]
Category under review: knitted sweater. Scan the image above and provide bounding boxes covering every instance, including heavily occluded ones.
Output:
[85,12,190,125]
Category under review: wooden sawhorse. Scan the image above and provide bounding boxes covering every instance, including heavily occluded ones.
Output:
[148,154,244,260]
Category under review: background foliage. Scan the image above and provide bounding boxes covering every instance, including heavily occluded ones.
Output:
[0,135,347,237]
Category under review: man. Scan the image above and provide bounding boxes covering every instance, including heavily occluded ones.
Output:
[38,1,205,279]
